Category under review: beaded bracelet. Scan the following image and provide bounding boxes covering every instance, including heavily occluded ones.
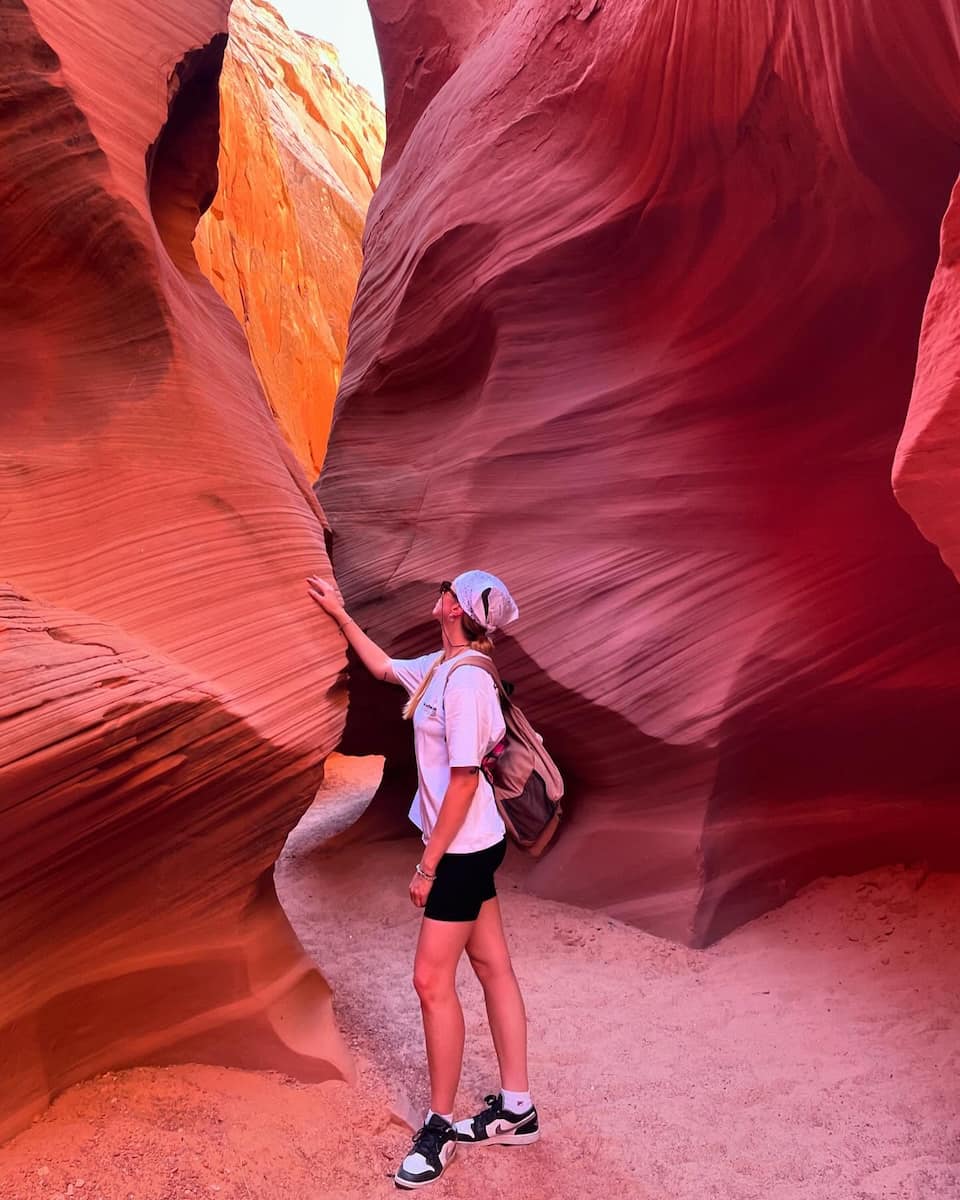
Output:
[415,863,436,881]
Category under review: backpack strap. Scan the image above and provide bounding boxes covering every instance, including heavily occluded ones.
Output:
[445,656,562,786]
[443,654,511,704]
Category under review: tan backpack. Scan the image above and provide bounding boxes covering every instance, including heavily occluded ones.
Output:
[445,655,564,857]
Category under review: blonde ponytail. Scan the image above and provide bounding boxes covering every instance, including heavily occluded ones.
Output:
[461,612,494,657]
[402,653,444,721]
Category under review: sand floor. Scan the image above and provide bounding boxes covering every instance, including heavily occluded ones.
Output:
[1,753,958,1199]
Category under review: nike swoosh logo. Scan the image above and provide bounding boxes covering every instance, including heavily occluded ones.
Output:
[488,1113,534,1135]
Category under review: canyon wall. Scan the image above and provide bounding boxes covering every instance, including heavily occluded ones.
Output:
[194,0,384,476]
[894,175,960,586]
[0,0,346,1141]
[320,0,960,944]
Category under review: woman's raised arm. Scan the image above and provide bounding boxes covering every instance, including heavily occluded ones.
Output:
[307,574,397,683]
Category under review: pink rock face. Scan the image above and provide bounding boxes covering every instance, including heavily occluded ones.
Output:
[320,0,960,944]
[895,175,960,581]
[0,0,347,1141]
[194,0,384,476]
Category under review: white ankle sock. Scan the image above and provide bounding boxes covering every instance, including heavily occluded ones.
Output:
[426,1108,453,1125]
[500,1088,533,1114]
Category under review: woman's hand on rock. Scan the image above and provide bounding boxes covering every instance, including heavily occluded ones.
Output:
[307,575,345,621]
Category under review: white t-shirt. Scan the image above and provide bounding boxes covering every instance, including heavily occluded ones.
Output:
[390,651,507,855]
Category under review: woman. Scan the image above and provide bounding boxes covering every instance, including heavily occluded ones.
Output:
[307,569,539,1189]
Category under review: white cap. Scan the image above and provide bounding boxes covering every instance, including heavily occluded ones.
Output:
[451,570,519,632]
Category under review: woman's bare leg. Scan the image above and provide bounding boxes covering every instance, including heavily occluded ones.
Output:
[413,916,475,1114]
[465,897,529,1091]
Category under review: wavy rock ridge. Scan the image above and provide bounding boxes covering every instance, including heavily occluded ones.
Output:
[195,0,385,476]
[321,0,960,944]
[0,0,347,1142]
[895,175,960,584]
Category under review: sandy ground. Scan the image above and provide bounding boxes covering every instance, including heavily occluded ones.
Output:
[1,753,958,1199]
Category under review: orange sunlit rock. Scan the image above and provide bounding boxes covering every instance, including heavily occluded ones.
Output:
[195,0,384,476]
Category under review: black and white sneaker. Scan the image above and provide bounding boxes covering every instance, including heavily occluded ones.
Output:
[394,1114,457,1189]
[454,1093,540,1146]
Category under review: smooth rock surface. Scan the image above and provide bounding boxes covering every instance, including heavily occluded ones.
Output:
[895,173,960,583]
[194,0,384,475]
[320,0,960,944]
[0,0,347,1142]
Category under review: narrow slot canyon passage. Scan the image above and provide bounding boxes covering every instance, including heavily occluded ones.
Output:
[3,0,960,1196]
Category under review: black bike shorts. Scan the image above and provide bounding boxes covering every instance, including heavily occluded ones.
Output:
[424,838,508,922]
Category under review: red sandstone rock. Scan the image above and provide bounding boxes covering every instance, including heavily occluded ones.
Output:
[194,0,384,476]
[895,174,960,582]
[0,0,347,1142]
[321,0,960,945]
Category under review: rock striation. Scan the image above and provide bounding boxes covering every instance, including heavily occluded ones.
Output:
[320,0,960,944]
[0,0,347,1142]
[194,0,384,476]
